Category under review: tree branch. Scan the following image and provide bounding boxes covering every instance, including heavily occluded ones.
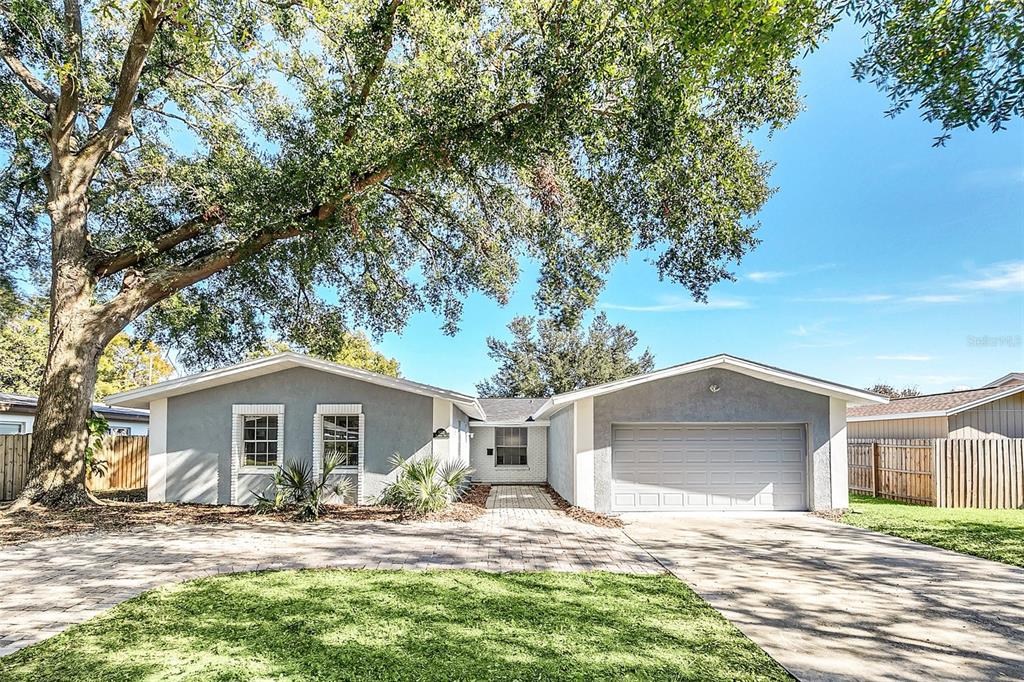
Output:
[0,39,56,104]
[342,0,403,144]
[80,0,165,165]
[93,210,223,277]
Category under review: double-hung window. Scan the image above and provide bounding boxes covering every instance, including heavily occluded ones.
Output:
[242,414,279,468]
[322,414,360,467]
[495,427,528,466]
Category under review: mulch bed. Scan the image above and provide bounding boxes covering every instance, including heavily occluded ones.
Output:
[413,483,490,523]
[811,508,848,523]
[0,483,495,548]
[542,484,623,528]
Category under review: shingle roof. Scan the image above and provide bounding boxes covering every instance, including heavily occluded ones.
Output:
[477,398,548,422]
[848,384,1024,419]
[0,392,150,420]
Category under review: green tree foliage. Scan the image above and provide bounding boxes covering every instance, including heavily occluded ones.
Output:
[835,0,1024,143]
[1,0,831,503]
[95,334,175,398]
[867,383,922,399]
[0,296,173,398]
[477,313,655,398]
[0,298,50,395]
[247,336,400,377]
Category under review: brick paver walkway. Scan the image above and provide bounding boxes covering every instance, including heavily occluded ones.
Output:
[485,484,556,510]
[0,486,657,656]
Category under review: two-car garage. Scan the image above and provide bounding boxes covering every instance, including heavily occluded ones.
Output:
[533,354,887,513]
[610,423,808,512]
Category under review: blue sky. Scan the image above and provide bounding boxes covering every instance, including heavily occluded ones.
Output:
[376,19,1024,396]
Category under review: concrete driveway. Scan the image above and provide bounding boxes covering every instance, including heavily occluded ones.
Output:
[624,513,1024,682]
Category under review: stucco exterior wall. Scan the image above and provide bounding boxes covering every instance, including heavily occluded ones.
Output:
[547,406,575,503]
[469,425,548,483]
[948,393,1024,438]
[591,368,834,512]
[164,366,433,504]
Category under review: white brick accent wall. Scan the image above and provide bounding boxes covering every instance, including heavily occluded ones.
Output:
[230,404,284,505]
[469,425,547,484]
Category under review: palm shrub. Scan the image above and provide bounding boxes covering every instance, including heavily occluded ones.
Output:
[378,453,473,515]
[253,454,353,520]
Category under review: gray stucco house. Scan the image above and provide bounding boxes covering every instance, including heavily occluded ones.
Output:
[107,352,885,512]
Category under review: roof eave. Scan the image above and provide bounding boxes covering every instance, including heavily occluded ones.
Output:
[530,354,886,419]
[847,411,948,422]
[106,352,482,414]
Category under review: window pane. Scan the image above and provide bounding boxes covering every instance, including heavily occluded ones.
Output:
[241,414,279,467]
[322,414,359,466]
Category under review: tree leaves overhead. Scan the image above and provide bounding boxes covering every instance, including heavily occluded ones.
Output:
[836,0,1024,144]
[477,313,656,398]
[2,0,827,357]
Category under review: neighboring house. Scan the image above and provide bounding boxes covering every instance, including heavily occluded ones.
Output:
[848,379,1024,440]
[106,352,885,512]
[0,392,150,436]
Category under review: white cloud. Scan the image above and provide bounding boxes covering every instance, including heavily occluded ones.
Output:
[805,294,895,304]
[910,375,972,387]
[874,354,934,362]
[903,295,965,303]
[961,167,1024,188]
[804,292,966,305]
[600,295,750,313]
[956,262,1024,292]
[748,271,787,283]
[746,263,834,284]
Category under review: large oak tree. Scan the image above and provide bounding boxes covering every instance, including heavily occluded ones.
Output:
[2,0,827,506]
[2,0,1019,506]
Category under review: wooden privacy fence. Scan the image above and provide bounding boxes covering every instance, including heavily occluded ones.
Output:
[850,438,1024,509]
[0,434,148,501]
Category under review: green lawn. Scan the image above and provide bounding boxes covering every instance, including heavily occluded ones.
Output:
[0,569,790,681]
[843,494,1024,567]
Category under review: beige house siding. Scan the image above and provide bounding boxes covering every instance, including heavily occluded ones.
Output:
[948,393,1024,438]
[848,416,949,440]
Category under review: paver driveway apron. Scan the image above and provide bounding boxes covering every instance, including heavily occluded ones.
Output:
[624,512,1024,682]
[0,486,659,657]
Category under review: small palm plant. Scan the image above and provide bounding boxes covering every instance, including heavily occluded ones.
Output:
[253,454,353,520]
[378,453,472,515]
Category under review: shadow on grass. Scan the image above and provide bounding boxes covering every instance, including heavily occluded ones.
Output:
[0,570,790,682]
[845,495,1024,567]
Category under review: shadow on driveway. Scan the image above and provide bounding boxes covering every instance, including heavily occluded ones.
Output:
[624,512,1024,682]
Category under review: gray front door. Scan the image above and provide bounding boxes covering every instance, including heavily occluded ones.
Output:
[611,423,807,511]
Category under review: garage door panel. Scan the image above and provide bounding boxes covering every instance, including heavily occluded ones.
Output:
[611,424,807,512]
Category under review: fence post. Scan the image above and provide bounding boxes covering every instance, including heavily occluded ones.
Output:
[871,441,881,498]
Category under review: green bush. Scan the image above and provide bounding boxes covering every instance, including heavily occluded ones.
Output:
[378,453,472,515]
[253,454,353,520]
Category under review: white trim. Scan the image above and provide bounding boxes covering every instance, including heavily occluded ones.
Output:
[982,372,1024,389]
[829,397,849,509]
[231,404,284,504]
[105,351,485,420]
[313,404,363,505]
[847,411,947,422]
[947,383,1024,415]
[848,383,1024,422]
[573,397,595,510]
[529,354,887,420]
[147,398,168,502]
[470,420,550,427]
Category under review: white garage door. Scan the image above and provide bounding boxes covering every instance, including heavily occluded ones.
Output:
[611,424,807,511]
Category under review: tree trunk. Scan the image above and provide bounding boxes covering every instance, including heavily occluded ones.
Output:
[20,316,106,507]
[18,152,111,507]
